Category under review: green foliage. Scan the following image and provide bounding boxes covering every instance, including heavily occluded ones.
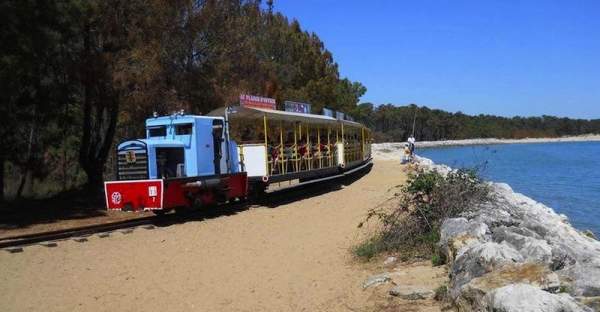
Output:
[1,0,365,199]
[434,285,448,301]
[406,171,443,195]
[559,285,572,293]
[431,247,447,266]
[352,237,382,261]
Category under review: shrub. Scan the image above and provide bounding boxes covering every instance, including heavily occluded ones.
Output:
[355,167,491,260]
[431,253,445,266]
[434,285,448,301]
[352,237,382,260]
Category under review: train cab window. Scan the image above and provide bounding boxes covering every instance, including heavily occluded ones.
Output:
[148,126,166,137]
[175,123,193,135]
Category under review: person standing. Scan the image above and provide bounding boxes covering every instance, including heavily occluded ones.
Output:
[401,143,411,164]
[407,135,416,155]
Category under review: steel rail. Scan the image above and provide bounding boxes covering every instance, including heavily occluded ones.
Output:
[0,216,158,249]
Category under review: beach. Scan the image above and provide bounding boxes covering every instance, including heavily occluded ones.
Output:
[0,159,447,312]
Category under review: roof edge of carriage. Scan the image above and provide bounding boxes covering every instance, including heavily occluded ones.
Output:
[207,106,365,127]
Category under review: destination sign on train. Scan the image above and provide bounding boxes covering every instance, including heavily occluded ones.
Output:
[284,101,311,114]
[240,94,276,110]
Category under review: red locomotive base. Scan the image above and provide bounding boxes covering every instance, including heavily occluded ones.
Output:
[104,173,248,212]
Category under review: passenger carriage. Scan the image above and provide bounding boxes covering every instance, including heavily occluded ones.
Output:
[104,101,372,213]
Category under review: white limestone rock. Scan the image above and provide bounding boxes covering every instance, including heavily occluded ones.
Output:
[455,263,561,310]
[485,284,590,312]
[363,273,391,289]
[408,155,600,309]
[440,218,491,261]
[449,242,523,299]
[493,226,553,264]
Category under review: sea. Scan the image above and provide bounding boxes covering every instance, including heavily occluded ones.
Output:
[418,141,600,236]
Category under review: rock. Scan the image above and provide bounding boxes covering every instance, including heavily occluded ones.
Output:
[363,273,391,289]
[440,218,490,261]
[446,235,480,261]
[557,213,571,225]
[441,218,489,243]
[559,259,600,296]
[521,219,552,238]
[494,227,554,264]
[415,155,600,309]
[450,242,523,299]
[550,245,577,271]
[389,285,434,300]
[440,218,469,242]
[383,256,397,266]
[473,204,516,228]
[455,263,561,310]
[576,296,600,311]
[519,238,553,263]
[493,226,536,249]
[494,182,513,193]
[485,283,590,312]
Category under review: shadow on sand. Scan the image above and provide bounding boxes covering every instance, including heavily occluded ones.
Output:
[150,165,373,229]
[0,165,373,232]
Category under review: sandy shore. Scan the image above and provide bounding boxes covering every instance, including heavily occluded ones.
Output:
[0,160,445,312]
[379,134,600,149]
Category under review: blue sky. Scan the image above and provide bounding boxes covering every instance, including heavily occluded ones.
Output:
[273,0,600,118]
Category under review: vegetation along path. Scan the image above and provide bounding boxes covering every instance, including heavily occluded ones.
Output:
[0,160,448,311]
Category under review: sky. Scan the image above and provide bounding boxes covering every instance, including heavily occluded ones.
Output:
[273,0,600,119]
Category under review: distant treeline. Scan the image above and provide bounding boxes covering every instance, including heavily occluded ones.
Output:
[351,103,600,142]
[0,0,365,200]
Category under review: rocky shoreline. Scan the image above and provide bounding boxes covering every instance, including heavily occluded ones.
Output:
[377,134,600,149]
[416,155,600,311]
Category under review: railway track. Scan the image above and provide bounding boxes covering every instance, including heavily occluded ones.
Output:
[0,216,159,251]
[1,163,372,252]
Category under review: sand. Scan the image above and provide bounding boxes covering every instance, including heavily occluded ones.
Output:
[0,159,446,312]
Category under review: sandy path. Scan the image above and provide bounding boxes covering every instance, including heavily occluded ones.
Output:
[0,160,427,312]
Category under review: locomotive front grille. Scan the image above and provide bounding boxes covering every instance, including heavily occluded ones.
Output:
[117,149,148,180]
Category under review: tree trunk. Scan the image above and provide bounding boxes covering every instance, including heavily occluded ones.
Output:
[0,153,4,201]
[17,103,37,199]
[15,171,27,199]
[78,23,120,192]
[79,23,93,185]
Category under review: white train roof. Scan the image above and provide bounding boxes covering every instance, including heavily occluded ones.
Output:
[208,106,364,127]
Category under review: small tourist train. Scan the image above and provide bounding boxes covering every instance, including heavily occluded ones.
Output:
[104,95,373,213]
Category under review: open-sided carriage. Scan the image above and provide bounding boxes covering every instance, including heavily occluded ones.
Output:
[104,101,372,213]
[209,106,372,192]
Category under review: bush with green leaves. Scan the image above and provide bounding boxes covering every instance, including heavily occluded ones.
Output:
[355,167,492,260]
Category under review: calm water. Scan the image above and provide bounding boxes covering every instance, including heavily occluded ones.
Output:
[418,141,600,235]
